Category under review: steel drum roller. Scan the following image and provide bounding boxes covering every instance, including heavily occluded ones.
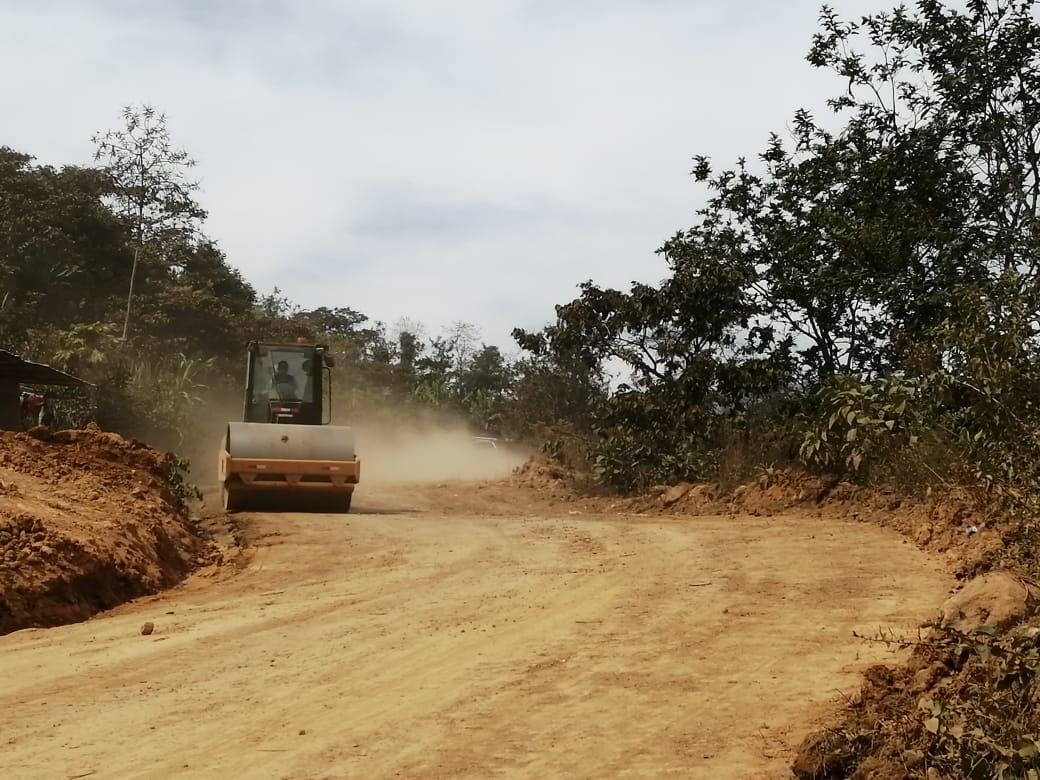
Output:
[226,422,356,461]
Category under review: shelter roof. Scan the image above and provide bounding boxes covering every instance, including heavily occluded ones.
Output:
[0,350,92,387]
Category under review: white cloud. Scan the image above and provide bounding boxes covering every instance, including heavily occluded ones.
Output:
[0,0,885,347]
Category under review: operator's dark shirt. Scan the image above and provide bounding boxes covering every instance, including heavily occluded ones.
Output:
[272,373,299,399]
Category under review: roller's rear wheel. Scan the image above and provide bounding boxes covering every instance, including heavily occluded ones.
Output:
[221,482,243,513]
[337,492,353,514]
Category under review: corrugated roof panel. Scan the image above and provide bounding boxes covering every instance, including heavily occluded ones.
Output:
[0,350,93,386]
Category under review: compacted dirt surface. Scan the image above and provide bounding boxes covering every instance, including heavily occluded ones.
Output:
[0,471,952,779]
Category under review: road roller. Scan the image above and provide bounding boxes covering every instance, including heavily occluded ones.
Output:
[218,340,360,512]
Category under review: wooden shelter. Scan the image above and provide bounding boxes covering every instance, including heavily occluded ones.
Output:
[0,350,92,430]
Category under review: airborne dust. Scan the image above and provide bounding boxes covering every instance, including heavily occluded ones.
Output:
[352,420,529,485]
[181,387,530,489]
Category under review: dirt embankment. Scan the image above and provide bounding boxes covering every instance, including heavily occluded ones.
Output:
[612,469,1001,577]
[0,425,210,635]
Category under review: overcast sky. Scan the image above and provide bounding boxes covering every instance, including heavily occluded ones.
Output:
[1,0,885,350]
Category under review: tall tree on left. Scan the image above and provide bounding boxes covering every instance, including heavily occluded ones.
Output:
[0,147,130,351]
[92,105,206,339]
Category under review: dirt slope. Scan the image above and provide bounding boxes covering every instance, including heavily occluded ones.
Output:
[0,479,950,779]
[0,426,206,634]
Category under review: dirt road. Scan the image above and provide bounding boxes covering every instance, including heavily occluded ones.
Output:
[0,481,950,779]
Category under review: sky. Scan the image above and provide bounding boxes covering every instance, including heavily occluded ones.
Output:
[0,0,886,351]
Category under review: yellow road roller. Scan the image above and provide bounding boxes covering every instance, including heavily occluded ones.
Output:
[218,340,360,512]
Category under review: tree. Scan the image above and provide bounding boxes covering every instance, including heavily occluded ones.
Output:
[799,1,1040,351]
[461,345,513,396]
[441,321,480,385]
[512,0,1040,493]
[132,240,257,363]
[398,330,421,373]
[0,148,130,350]
[296,306,368,339]
[93,105,206,338]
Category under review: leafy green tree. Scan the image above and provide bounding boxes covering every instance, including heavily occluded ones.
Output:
[398,330,421,373]
[461,345,513,397]
[296,306,368,339]
[92,104,206,338]
[97,239,258,371]
[0,149,130,349]
[26,322,121,379]
[512,0,1040,497]
[417,335,455,385]
[798,1,1040,364]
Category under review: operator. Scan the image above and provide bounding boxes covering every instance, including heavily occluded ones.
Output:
[272,360,299,400]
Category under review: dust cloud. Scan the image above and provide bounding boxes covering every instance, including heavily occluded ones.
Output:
[182,385,530,489]
[352,420,530,485]
[181,390,246,487]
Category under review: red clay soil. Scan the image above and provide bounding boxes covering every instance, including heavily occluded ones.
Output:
[613,469,1003,577]
[0,424,208,635]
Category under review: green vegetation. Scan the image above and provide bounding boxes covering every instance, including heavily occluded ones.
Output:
[516,0,1040,519]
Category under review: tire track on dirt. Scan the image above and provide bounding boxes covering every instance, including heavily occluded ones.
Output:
[0,498,950,779]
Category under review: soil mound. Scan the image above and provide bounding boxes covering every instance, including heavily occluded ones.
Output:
[0,425,207,634]
[511,457,572,491]
[618,469,1000,576]
[791,569,1040,779]
[939,571,1040,631]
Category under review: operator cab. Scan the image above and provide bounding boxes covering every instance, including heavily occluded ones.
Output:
[243,341,334,426]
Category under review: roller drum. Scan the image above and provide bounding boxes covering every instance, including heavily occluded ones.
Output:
[225,422,355,460]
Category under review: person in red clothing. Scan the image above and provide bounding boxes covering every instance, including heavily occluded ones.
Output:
[19,391,46,429]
